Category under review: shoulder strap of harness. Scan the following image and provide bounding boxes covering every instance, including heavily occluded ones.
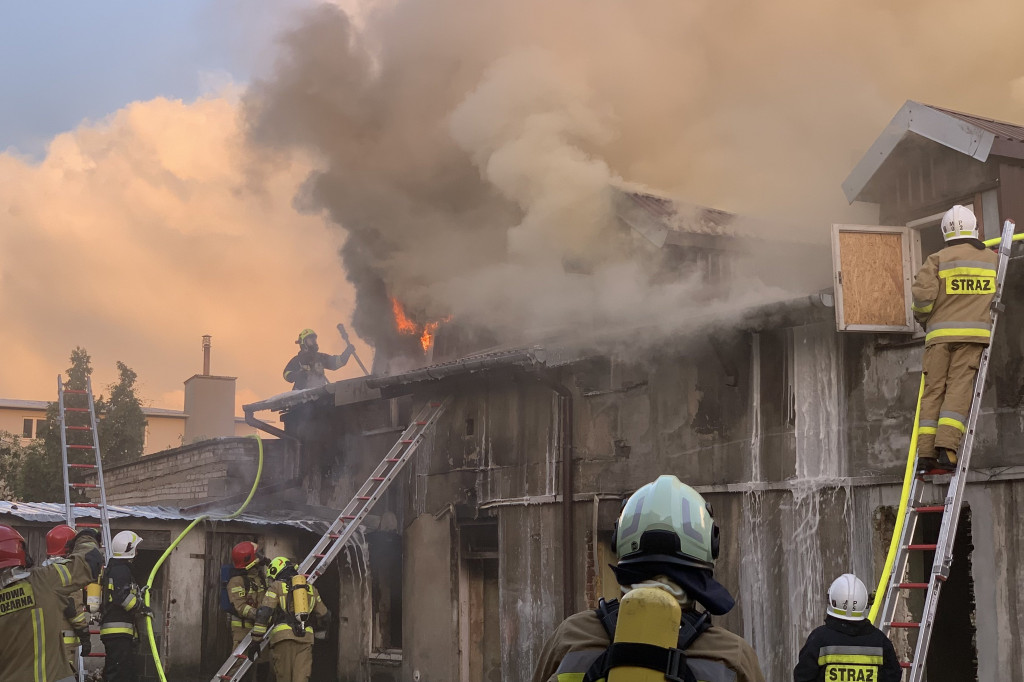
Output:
[584,598,711,682]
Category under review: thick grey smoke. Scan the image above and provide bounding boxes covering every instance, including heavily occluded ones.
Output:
[244,0,1024,362]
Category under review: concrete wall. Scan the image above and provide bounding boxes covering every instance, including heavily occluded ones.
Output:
[183,375,236,443]
[98,437,288,506]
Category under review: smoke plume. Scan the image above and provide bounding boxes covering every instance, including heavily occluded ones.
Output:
[245,0,1024,363]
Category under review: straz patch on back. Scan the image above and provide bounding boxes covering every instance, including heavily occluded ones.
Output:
[825,664,877,681]
[0,582,36,616]
[946,276,994,294]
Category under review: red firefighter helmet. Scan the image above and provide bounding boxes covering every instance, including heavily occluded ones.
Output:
[232,541,260,570]
[46,525,77,557]
[0,525,28,570]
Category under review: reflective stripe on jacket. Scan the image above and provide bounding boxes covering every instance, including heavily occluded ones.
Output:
[911,241,998,347]
[793,617,902,682]
[100,559,141,638]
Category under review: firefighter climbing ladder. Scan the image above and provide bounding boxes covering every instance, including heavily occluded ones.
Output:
[57,374,115,681]
[212,397,451,682]
[877,219,1016,681]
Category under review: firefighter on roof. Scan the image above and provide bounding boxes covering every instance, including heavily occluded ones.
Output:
[42,524,93,668]
[251,556,331,682]
[100,530,146,682]
[283,329,355,390]
[227,541,268,649]
[0,524,103,682]
[793,574,902,682]
[532,475,765,682]
[911,204,999,474]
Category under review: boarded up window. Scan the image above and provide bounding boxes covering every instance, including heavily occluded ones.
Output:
[831,224,915,332]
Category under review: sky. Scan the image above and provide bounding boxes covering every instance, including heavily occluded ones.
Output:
[0,1,370,413]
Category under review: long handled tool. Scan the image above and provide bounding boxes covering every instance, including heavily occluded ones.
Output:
[337,323,369,376]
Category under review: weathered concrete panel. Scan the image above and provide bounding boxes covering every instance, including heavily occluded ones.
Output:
[403,513,458,682]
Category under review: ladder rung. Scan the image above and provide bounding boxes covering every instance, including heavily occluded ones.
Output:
[400,439,413,444]
[68,463,96,469]
[429,401,441,407]
[914,505,945,513]
[898,582,929,589]
[70,483,98,489]
[906,544,937,551]
[372,477,386,482]
[67,445,95,450]
[315,554,326,558]
[386,459,400,463]
[86,652,105,657]
[900,662,912,668]
[889,621,920,628]
[75,522,101,528]
[64,407,90,412]
[64,389,89,395]
[329,533,340,539]
[357,496,370,501]
[66,425,92,431]
[73,503,99,508]
[415,420,427,425]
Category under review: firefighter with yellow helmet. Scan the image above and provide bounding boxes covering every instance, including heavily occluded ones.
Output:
[0,524,103,682]
[794,574,901,682]
[532,475,765,682]
[282,329,355,390]
[250,557,331,682]
[911,204,999,474]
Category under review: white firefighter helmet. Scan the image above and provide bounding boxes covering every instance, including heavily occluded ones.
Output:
[941,204,978,242]
[827,573,868,621]
[111,530,143,559]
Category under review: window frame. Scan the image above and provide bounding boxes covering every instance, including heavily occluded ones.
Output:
[831,223,917,333]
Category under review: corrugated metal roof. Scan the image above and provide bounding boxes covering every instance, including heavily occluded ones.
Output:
[0,501,323,532]
[930,104,1024,141]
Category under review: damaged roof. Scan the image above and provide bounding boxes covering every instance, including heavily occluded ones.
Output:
[844,100,1024,203]
[0,500,324,532]
[615,188,736,248]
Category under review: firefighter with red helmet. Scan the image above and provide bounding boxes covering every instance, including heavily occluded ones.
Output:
[228,541,268,648]
[43,525,93,667]
[0,523,103,682]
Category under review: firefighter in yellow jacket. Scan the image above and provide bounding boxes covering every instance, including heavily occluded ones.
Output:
[42,524,93,667]
[911,204,999,474]
[532,475,765,682]
[0,524,104,682]
[251,557,330,682]
[227,541,267,648]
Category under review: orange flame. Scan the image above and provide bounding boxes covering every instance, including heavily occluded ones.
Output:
[391,298,419,335]
[390,297,452,353]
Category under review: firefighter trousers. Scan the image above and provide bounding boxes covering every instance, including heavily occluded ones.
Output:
[271,639,312,682]
[101,635,138,682]
[919,342,984,458]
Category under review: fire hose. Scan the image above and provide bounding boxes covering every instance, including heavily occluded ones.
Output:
[142,433,265,682]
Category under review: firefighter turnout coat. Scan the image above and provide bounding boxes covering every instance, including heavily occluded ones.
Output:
[0,534,103,682]
[227,568,266,646]
[911,239,999,346]
[253,578,329,682]
[793,616,902,682]
[532,608,766,682]
[100,558,142,639]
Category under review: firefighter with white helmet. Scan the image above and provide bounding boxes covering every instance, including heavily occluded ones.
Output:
[532,475,765,682]
[911,204,999,474]
[794,574,901,681]
[101,530,146,682]
[282,328,355,390]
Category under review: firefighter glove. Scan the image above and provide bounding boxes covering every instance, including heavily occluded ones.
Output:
[245,640,262,660]
[77,629,92,657]
[74,527,101,545]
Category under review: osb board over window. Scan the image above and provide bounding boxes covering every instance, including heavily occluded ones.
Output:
[832,224,915,332]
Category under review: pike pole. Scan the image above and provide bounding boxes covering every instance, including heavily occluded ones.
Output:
[337,323,370,376]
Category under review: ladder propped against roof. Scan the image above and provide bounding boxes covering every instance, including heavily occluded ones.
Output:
[212,397,451,682]
[57,375,114,680]
[876,220,1015,680]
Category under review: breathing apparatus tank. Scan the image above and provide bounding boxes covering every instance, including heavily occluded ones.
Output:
[86,582,102,614]
[290,574,311,636]
[607,586,682,682]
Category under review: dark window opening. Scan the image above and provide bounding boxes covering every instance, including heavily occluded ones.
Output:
[911,506,977,681]
[369,531,403,652]
[465,418,475,436]
[22,418,33,439]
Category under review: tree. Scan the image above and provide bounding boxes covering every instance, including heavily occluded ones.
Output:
[16,347,148,501]
[0,432,26,500]
[98,361,146,467]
